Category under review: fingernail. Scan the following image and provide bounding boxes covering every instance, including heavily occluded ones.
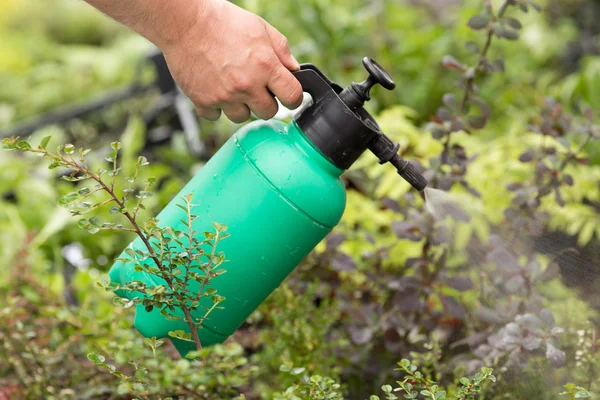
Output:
[291,55,300,69]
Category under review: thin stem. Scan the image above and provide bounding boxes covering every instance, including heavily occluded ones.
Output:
[535,132,593,202]
[133,181,150,219]
[99,227,137,233]
[111,149,117,192]
[440,0,511,166]
[181,197,195,295]
[52,151,203,353]
[16,144,205,353]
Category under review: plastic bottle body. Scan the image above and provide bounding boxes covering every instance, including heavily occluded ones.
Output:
[108,119,346,356]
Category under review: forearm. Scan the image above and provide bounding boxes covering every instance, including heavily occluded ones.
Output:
[84,0,207,50]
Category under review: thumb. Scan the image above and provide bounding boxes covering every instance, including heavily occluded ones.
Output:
[264,23,299,71]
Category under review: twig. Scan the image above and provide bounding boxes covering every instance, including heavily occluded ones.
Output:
[440,0,511,166]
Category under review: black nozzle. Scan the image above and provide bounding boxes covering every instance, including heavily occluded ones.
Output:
[339,57,396,110]
[368,133,428,192]
[292,57,428,192]
[390,156,428,191]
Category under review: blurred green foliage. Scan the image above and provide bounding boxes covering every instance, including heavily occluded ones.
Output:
[2,0,600,399]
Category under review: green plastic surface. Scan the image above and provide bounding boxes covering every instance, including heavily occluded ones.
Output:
[108,119,347,356]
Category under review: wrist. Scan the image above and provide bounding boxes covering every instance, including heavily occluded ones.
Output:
[156,0,219,53]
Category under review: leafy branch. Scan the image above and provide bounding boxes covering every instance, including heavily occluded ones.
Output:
[369,359,496,400]
[429,0,541,179]
[2,136,229,356]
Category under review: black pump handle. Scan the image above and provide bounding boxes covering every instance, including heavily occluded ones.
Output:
[291,64,343,103]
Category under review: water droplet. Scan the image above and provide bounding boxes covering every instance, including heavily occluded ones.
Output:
[260,256,265,261]
[213,174,218,179]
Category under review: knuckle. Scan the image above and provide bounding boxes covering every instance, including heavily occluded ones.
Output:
[231,76,252,93]
[214,89,231,104]
[278,35,290,51]
[257,55,276,70]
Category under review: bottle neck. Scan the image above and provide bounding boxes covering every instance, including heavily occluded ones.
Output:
[287,120,344,177]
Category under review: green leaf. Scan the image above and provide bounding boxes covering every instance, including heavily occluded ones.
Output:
[460,377,470,386]
[40,136,51,149]
[110,206,122,214]
[89,216,101,227]
[87,352,105,363]
[291,367,306,375]
[137,156,149,166]
[96,275,111,288]
[16,140,30,150]
[132,382,145,392]
[111,141,122,151]
[64,144,75,154]
[420,391,432,397]
[435,391,446,400]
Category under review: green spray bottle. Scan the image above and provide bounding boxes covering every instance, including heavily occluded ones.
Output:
[108,57,427,356]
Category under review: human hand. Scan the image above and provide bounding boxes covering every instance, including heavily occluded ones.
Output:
[162,0,304,123]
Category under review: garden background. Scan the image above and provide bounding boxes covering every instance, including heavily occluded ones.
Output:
[1,0,600,399]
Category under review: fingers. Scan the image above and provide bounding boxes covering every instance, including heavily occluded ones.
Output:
[267,66,304,110]
[264,23,299,71]
[196,106,222,121]
[246,90,279,120]
[221,103,251,124]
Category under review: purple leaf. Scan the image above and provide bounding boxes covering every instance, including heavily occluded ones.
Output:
[395,289,422,312]
[540,309,556,327]
[489,247,520,273]
[446,276,474,291]
[468,115,487,129]
[523,335,542,351]
[442,55,464,71]
[443,93,458,110]
[516,314,543,332]
[326,233,346,249]
[392,221,422,241]
[331,252,356,271]
[476,306,505,325]
[471,98,492,118]
[387,276,420,291]
[504,17,523,30]
[537,262,559,282]
[554,188,566,207]
[348,326,373,345]
[437,107,453,122]
[519,149,534,162]
[382,198,402,213]
[546,343,566,368]
[563,174,574,186]
[465,41,480,54]
[528,0,542,12]
[468,14,490,30]
[504,275,526,294]
[442,295,467,319]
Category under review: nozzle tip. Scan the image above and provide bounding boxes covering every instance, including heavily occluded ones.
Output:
[398,161,428,192]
